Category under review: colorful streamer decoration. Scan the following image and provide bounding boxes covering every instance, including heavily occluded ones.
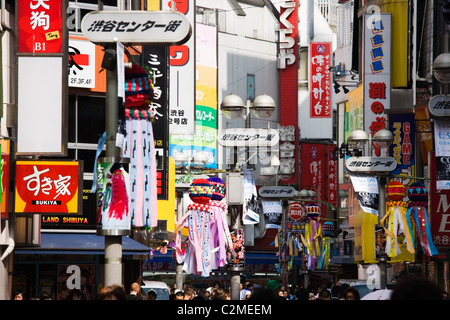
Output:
[381,181,415,258]
[207,177,232,269]
[319,221,334,270]
[122,63,158,228]
[301,204,322,270]
[175,178,213,277]
[406,182,439,257]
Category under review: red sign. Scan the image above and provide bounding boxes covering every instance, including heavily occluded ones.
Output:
[15,161,81,214]
[18,0,64,53]
[430,152,450,248]
[1,152,10,219]
[288,202,304,220]
[327,144,337,206]
[310,42,332,118]
[279,0,299,185]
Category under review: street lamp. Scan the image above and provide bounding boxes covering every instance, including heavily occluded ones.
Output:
[172,150,209,172]
[221,93,276,120]
[347,128,394,155]
[433,52,450,83]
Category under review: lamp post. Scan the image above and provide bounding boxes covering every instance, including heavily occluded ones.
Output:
[346,128,394,290]
[220,93,276,300]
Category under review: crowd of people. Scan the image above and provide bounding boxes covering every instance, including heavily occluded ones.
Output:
[13,275,449,300]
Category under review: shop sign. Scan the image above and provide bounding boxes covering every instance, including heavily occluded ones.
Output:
[218,128,279,147]
[310,42,332,118]
[18,0,64,53]
[15,161,82,214]
[259,186,296,198]
[81,10,191,45]
[345,156,397,172]
[288,202,304,220]
[363,13,391,157]
[278,0,297,69]
[429,95,450,117]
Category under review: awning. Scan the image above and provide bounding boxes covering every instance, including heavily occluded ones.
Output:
[15,233,151,255]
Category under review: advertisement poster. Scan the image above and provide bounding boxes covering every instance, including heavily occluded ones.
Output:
[349,173,379,216]
[261,199,283,229]
[96,162,131,232]
[434,120,450,190]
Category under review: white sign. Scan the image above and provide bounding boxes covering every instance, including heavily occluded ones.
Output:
[363,13,391,157]
[218,128,279,147]
[68,38,96,89]
[81,11,191,45]
[434,120,450,157]
[161,0,196,135]
[429,95,450,117]
[345,156,397,172]
[259,186,296,198]
[277,0,297,69]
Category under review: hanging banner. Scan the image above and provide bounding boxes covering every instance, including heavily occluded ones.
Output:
[261,199,283,229]
[363,13,391,157]
[434,120,450,190]
[327,144,337,206]
[15,160,82,214]
[242,169,259,225]
[96,159,131,234]
[349,173,379,216]
[309,42,332,118]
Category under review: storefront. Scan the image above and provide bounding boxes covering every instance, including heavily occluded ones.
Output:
[13,233,150,300]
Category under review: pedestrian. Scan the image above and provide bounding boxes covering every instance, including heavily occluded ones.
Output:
[317,289,332,300]
[342,286,360,300]
[13,289,24,300]
[173,290,184,300]
[96,284,126,300]
[126,282,141,300]
[338,283,350,300]
[147,290,157,300]
[390,276,442,300]
[183,286,196,300]
[211,288,226,300]
[294,287,309,300]
[331,285,340,300]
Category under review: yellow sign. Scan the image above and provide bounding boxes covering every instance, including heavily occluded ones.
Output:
[354,209,378,264]
[45,31,60,41]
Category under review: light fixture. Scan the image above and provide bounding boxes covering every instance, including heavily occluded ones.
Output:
[278,166,294,181]
[220,93,245,119]
[372,128,394,150]
[342,86,349,94]
[172,151,188,169]
[433,52,450,83]
[251,94,276,119]
[298,189,310,198]
[347,129,369,150]
[192,151,209,169]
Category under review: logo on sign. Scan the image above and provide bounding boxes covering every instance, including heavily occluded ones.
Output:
[288,202,304,220]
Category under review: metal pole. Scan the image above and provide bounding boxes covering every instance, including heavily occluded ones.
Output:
[230,271,240,300]
[378,175,388,289]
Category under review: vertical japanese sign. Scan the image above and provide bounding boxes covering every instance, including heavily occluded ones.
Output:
[16,0,68,155]
[299,143,327,218]
[169,23,218,169]
[278,0,299,185]
[310,42,332,118]
[327,145,337,207]
[18,0,63,53]
[389,113,415,186]
[364,13,391,157]
[142,46,169,199]
[161,0,196,135]
[15,161,82,214]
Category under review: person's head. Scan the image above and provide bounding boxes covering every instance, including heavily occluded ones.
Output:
[343,286,360,300]
[130,282,140,294]
[211,288,226,300]
[147,290,157,300]
[390,276,443,300]
[174,290,184,300]
[338,283,350,299]
[97,284,126,300]
[184,286,195,300]
[14,289,24,300]
[318,289,331,300]
[295,287,309,300]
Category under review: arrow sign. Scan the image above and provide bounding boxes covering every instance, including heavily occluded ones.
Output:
[81,10,192,45]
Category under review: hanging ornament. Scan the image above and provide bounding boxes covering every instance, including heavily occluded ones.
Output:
[406,182,439,257]
[174,178,213,277]
[318,221,334,270]
[380,181,415,258]
[301,204,322,270]
[207,177,232,269]
[122,63,158,228]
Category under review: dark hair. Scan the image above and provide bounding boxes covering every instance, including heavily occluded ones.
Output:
[343,286,360,300]
[97,285,126,300]
[295,287,309,300]
[390,276,442,300]
[318,289,331,300]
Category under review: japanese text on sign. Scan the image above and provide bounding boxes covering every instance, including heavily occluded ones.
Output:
[310,42,332,118]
